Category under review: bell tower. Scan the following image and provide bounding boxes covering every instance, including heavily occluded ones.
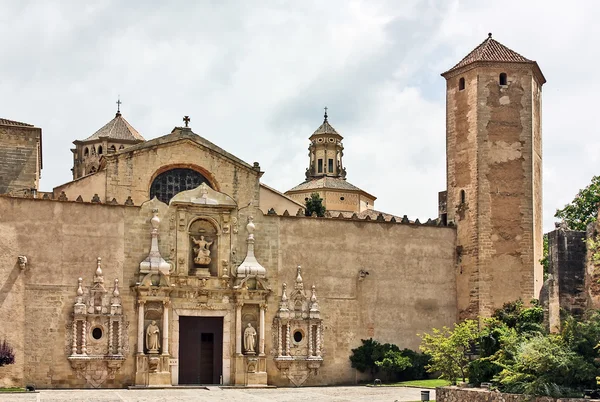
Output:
[443,34,545,319]
[306,108,346,180]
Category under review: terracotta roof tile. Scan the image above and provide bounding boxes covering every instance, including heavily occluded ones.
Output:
[443,34,533,75]
[0,118,34,127]
[82,113,144,142]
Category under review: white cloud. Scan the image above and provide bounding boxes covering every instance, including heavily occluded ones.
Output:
[1,0,598,232]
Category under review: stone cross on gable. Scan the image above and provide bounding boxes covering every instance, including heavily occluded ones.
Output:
[183,115,190,127]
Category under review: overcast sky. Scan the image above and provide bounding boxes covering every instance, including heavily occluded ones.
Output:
[1,0,598,232]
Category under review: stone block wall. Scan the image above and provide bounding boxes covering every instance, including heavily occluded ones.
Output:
[548,228,587,316]
[436,387,590,402]
[0,124,42,195]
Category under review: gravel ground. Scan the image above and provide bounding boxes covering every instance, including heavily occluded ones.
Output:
[0,386,435,402]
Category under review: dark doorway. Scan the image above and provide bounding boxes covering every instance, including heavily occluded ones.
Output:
[179,316,223,384]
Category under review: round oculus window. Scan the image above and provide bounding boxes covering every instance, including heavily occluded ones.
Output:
[92,327,103,340]
[293,330,303,343]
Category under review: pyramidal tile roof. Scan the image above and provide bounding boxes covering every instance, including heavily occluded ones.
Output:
[0,118,34,127]
[312,120,340,136]
[443,34,534,75]
[82,112,145,142]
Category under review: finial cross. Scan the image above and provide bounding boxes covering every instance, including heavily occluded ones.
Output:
[324,106,328,121]
[116,96,122,113]
[183,115,190,127]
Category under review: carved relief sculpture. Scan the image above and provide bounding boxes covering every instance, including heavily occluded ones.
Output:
[244,323,257,354]
[67,258,127,388]
[192,235,213,266]
[146,320,160,353]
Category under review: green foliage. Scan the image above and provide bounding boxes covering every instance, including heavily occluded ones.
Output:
[492,299,544,335]
[555,175,600,231]
[540,234,549,276]
[397,348,431,381]
[468,358,502,386]
[350,338,382,375]
[419,319,480,384]
[0,340,15,367]
[496,334,596,396]
[561,311,600,365]
[375,349,412,378]
[305,192,326,217]
[349,339,429,381]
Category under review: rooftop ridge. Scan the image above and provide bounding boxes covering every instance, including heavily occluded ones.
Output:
[443,33,533,76]
[81,114,145,142]
[0,118,34,127]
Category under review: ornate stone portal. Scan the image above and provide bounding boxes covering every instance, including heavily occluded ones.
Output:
[273,266,323,386]
[67,258,128,388]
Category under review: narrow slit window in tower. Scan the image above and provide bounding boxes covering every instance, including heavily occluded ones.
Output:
[460,189,466,204]
[459,77,465,91]
[328,159,334,173]
[318,159,323,173]
[499,73,507,85]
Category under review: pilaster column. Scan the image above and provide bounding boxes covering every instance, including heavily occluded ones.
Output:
[72,320,78,355]
[81,320,87,355]
[308,323,313,357]
[117,318,123,355]
[235,301,243,355]
[138,300,145,354]
[162,301,169,355]
[285,323,291,356]
[259,304,266,356]
[277,321,282,357]
[316,322,322,357]
[108,318,114,355]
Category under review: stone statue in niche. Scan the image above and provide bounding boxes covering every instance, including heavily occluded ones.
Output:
[192,235,213,266]
[244,323,257,354]
[146,320,160,354]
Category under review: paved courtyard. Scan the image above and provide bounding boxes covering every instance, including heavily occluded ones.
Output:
[0,386,435,401]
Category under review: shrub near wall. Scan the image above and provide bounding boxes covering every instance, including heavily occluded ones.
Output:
[436,387,591,402]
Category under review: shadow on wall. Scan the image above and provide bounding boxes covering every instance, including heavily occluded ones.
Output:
[0,263,22,308]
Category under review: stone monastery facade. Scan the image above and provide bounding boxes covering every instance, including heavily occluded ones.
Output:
[0,35,544,388]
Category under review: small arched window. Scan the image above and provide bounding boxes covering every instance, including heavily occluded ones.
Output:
[98,145,103,155]
[109,145,116,152]
[119,145,124,150]
[459,77,465,91]
[460,189,466,204]
[84,147,89,157]
[499,73,507,85]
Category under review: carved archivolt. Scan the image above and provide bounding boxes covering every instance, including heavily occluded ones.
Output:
[67,258,127,388]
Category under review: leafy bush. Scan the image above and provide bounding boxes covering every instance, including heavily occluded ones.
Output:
[492,299,544,335]
[496,334,596,397]
[0,339,15,367]
[305,192,326,217]
[419,320,480,384]
[468,358,501,385]
[349,339,430,381]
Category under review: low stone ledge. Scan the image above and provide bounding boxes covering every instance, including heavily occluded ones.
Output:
[435,386,592,402]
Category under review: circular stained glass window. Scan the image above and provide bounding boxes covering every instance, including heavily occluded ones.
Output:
[150,168,211,204]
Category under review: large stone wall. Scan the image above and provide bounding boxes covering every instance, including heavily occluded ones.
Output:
[254,213,457,385]
[436,387,590,402]
[0,124,41,195]
[0,193,457,388]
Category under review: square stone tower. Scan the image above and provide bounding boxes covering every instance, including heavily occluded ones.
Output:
[0,118,42,195]
[442,34,545,319]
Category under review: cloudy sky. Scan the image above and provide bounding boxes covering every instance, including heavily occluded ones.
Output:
[1,0,598,232]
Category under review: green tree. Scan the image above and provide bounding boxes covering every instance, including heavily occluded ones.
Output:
[350,338,383,376]
[419,319,480,383]
[555,175,600,231]
[375,349,412,379]
[305,192,326,217]
[0,339,15,367]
